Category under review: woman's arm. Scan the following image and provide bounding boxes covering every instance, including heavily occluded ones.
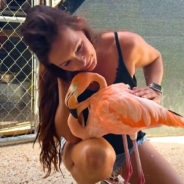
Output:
[119,31,163,103]
[133,34,163,85]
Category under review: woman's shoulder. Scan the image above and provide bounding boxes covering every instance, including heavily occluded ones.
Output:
[100,30,143,47]
[117,30,143,47]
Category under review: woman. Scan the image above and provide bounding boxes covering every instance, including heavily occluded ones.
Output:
[21,5,183,184]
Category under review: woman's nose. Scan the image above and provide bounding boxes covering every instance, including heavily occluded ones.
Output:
[73,54,87,66]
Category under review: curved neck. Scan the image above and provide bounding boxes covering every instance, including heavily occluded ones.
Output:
[66,72,107,113]
[77,97,90,117]
[91,73,107,90]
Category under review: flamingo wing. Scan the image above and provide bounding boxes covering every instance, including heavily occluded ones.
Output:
[91,85,184,129]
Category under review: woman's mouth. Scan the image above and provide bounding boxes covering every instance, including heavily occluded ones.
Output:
[85,58,96,71]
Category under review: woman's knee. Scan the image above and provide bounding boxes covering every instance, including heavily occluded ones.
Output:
[73,138,115,173]
[63,138,116,183]
[83,138,116,172]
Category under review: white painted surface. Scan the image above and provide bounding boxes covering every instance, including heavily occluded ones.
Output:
[149,136,184,144]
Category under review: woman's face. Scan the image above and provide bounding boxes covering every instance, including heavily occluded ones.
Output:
[49,27,97,72]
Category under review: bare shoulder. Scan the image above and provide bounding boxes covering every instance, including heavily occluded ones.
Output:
[117,31,147,48]
[117,30,161,68]
[99,31,115,46]
[117,30,160,54]
[101,30,150,48]
[98,30,160,72]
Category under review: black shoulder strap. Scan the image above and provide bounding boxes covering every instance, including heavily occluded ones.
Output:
[114,32,124,61]
[114,32,137,88]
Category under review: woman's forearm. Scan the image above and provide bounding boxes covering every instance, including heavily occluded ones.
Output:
[143,54,163,85]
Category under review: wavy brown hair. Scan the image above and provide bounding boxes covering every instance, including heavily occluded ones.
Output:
[21,5,97,176]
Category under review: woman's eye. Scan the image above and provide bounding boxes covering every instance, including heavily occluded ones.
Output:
[64,60,71,66]
[76,42,83,53]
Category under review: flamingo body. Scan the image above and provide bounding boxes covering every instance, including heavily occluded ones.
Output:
[65,72,184,184]
[65,72,184,140]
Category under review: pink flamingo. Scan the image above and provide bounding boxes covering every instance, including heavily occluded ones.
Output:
[65,72,184,184]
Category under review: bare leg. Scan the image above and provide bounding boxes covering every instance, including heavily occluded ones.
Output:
[122,135,133,184]
[132,140,145,184]
[122,141,183,184]
[63,137,116,184]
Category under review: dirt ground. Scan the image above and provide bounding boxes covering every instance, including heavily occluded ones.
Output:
[0,138,184,184]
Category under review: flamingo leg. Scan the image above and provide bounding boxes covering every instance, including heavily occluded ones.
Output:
[102,180,120,184]
[122,135,133,184]
[132,140,145,184]
[102,178,124,184]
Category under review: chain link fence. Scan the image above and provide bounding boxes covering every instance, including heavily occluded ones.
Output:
[0,0,42,145]
[0,0,84,146]
[0,0,81,145]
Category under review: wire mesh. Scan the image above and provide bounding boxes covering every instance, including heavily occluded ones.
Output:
[0,0,37,143]
[0,0,80,145]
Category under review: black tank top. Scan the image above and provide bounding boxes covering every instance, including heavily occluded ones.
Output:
[103,32,145,154]
[78,32,145,154]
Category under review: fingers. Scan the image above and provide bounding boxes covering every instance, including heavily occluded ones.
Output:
[132,87,153,98]
[132,86,161,103]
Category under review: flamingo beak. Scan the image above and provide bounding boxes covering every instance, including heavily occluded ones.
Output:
[65,93,79,118]
[65,83,79,118]
[67,94,77,109]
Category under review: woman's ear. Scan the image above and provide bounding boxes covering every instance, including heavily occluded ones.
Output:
[75,15,86,25]
[77,16,82,22]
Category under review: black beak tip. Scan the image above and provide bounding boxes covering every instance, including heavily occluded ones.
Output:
[69,108,78,119]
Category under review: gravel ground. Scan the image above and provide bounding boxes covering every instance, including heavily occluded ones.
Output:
[0,138,184,184]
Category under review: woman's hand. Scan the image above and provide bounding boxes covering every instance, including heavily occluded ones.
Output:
[132,86,162,104]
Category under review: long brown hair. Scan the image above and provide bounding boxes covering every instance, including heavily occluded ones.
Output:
[21,5,97,176]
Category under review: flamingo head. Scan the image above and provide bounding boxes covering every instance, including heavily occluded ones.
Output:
[65,72,94,116]
[65,72,107,117]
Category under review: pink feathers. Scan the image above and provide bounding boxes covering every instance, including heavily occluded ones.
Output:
[65,72,184,184]
[65,72,184,140]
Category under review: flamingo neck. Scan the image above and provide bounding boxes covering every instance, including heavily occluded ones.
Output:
[77,98,90,117]
[76,73,107,116]
[93,73,107,90]
[67,114,87,140]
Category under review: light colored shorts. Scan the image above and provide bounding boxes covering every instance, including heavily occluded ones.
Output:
[113,136,147,171]
[60,137,67,151]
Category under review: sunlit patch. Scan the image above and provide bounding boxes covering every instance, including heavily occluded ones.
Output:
[69,82,78,92]
[66,82,78,109]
